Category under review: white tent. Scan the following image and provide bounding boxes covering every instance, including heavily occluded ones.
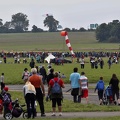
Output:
[45,54,55,63]
[0,60,2,63]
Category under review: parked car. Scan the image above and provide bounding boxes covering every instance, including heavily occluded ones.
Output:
[51,58,72,65]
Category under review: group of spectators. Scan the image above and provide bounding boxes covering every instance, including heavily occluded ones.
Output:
[70,68,88,103]
[95,74,120,105]
[21,64,66,118]
[1,63,120,118]
[78,55,119,70]
[1,50,120,59]
[69,67,120,106]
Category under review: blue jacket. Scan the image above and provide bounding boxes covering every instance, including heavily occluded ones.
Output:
[95,80,105,91]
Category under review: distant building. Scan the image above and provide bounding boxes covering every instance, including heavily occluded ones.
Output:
[90,23,98,29]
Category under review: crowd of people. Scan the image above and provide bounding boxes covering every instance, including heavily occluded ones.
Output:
[0,58,120,118]
[1,51,120,58]
[0,50,120,64]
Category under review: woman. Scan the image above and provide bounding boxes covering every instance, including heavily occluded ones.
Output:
[109,74,120,105]
[48,72,65,116]
[23,79,36,119]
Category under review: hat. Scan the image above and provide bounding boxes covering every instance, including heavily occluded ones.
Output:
[4,86,9,92]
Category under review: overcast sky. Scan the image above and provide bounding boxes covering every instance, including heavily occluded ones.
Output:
[0,0,120,30]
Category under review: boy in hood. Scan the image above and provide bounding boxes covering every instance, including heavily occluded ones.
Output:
[95,77,105,105]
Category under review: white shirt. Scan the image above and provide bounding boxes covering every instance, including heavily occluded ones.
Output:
[80,75,88,89]
[0,75,4,82]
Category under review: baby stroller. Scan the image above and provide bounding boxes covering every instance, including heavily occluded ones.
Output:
[103,86,114,105]
[3,98,27,120]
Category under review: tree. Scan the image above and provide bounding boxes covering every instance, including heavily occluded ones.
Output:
[79,27,86,32]
[32,25,43,32]
[4,21,12,29]
[11,13,29,32]
[43,15,59,32]
[0,19,3,27]
[64,28,71,32]
[96,23,110,42]
[96,20,120,42]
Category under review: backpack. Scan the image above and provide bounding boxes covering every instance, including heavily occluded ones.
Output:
[51,79,61,94]
[3,93,11,104]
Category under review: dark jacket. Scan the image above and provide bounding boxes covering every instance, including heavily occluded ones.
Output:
[47,73,54,85]
[109,78,119,91]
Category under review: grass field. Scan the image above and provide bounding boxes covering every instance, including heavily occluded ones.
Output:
[0,57,120,85]
[0,32,120,119]
[0,32,120,84]
[0,32,120,52]
[9,91,120,112]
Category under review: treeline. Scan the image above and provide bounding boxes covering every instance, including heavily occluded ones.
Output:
[0,12,120,43]
[96,20,120,43]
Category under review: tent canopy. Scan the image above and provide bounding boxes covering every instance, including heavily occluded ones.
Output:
[45,54,55,63]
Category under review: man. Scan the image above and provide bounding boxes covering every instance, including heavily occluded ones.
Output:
[29,59,35,68]
[69,67,81,103]
[39,66,47,84]
[46,68,54,86]
[48,72,65,116]
[29,68,46,117]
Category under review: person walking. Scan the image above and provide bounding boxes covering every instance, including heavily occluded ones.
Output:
[46,68,54,86]
[107,57,112,69]
[23,79,36,119]
[79,58,85,69]
[29,59,35,68]
[94,77,105,105]
[80,72,89,104]
[69,67,81,103]
[109,73,120,105]
[29,68,46,117]
[39,66,47,84]
[3,56,7,63]
[99,58,104,69]
[22,68,30,83]
[0,73,5,90]
[48,72,65,116]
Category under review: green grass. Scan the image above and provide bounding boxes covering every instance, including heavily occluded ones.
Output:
[0,32,120,52]
[9,91,120,112]
[0,32,120,119]
[0,32,119,84]
[0,57,120,85]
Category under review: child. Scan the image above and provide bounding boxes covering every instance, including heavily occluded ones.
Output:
[95,77,105,105]
[0,73,5,90]
[22,68,30,82]
[80,72,89,104]
[2,86,12,117]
